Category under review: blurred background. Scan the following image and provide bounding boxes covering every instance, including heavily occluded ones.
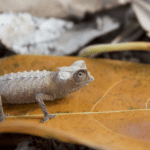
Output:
[0,0,150,63]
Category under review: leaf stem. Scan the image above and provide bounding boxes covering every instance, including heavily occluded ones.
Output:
[79,42,150,57]
[8,109,150,118]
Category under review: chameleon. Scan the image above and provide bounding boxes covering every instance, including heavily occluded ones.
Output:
[0,60,94,123]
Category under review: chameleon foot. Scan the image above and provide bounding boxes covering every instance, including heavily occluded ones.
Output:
[41,114,57,123]
[0,113,9,123]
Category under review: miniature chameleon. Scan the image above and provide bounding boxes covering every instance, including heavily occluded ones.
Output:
[0,60,94,123]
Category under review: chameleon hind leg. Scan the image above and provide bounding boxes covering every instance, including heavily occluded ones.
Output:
[35,93,57,123]
[0,95,9,123]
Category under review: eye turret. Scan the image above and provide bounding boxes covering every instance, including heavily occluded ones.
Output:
[73,69,87,82]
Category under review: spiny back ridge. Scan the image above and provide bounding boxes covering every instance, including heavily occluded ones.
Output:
[0,70,51,81]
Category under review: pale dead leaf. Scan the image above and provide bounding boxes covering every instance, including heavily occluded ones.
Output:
[132,0,150,37]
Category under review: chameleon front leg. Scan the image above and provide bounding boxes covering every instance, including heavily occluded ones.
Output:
[0,95,9,123]
[35,93,57,123]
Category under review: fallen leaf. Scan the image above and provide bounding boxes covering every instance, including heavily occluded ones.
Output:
[0,0,129,19]
[56,15,120,56]
[0,55,150,150]
[132,0,150,37]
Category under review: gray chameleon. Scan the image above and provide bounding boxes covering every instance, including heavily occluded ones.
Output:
[0,60,94,123]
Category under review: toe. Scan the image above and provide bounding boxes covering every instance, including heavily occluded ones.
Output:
[49,114,57,119]
[41,117,49,123]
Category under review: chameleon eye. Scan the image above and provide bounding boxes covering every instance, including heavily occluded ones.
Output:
[78,71,83,77]
[74,69,87,82]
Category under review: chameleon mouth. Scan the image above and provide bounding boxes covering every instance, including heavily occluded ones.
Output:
[89,75,94,82]
[87,71,94,82]
[86,74,94,84]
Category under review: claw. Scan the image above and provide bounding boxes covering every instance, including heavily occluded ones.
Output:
[41,114,57,123]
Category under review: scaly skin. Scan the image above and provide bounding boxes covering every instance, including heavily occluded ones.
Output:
[0,60,94,123]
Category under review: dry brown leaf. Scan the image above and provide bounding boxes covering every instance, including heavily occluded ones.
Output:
[0,55,150,150]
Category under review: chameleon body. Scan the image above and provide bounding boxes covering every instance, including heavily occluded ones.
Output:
[0,60,94,123]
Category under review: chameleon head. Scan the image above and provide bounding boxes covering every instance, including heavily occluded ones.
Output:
[57,60,94,93]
